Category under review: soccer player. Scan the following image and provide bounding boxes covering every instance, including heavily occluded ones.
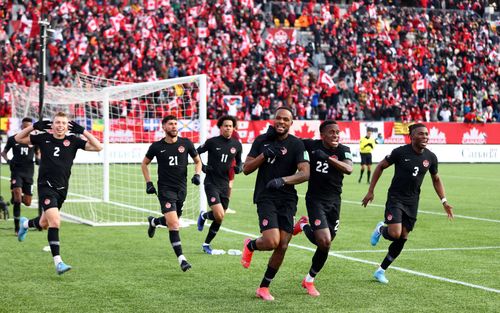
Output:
[240,107,309,301]
[1,118,38,235]
[142,115,202,272]
[358,128,376,183]
[293,120,353,297]
[15,112,102,275]
[196,115,242,254]
[226,120,241,214]
[362,123,454,284]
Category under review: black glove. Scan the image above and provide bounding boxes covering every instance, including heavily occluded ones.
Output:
[33,120,52,131]
[266,177,285,190]
[233,164,243,174]
[263,146,278,159]
[69,121,85,134]
[201,164,212,173]
[146,181,157,194]
[312,149,330,161]
[191,174,201,185]
[35,158,40,166]
[265,125,277,140]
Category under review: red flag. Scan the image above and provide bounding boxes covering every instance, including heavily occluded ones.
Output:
[223,15,233,27]
[412,79,430,91]
[87,18,98,32]
[197,27,208,38]
[180,37,189,48]
[81,60,90,74]
[144,0,156,10]
[265,33,273,46]
[208,15,217,29]
[319,70,338,94]
[189,6,199,17]
[78,41,88,55]
[104,28,116,39]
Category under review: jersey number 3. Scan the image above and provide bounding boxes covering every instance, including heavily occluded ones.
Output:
[412,166,419,176]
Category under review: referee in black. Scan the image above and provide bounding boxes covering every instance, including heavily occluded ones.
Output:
[1,118,37,235]
[15,112,102,275]
[142,115,202,272]
[294,120,353,297]
[362,123,453,284]
[240,106,309,301]
[196,115,242,254]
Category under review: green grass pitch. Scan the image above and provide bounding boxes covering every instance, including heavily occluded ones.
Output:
[0,163,499,312]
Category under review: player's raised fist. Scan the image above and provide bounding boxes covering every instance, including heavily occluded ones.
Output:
[191,174,201,185]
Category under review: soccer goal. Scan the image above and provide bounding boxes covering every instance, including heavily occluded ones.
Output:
[8,74,207,226]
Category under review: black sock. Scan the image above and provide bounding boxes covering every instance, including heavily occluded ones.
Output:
[13,202,21,232]
[204,222,221,245]
[38,202,42,217]
[247,239,258,251]
[303,224,317,245]
[367,170,371,182]
[202,211,215,221]
[48,227,60,258]
[359,169,364,182]
[169,230,183,258]
[260,266,278,288]
[28,216,42,231]
[381,226,397,241]
[381,238,407,270]
[310,248,329,277]
[153,216,167,226]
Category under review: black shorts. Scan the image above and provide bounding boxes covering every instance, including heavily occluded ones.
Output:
[11,172,34,196]
[306,196,341,235]
[360,153,372,165]
[157,187,186,216]
[205,184,230,210]
[256,199,297,233]
[38,184,67,211]
[384,198,418,231]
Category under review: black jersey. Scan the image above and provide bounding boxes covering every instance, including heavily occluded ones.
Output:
[197,135,242,188]
[145,137,197,190]
[4,135,35,176]
[386,144,438,204]
[30,132,87,189]
[248,134,308,203]
[303,139,352,200]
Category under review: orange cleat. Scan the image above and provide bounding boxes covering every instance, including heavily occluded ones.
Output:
[293,216,309,236]
[301,278,320,297]
[256,287,275,301]
[241,238,254,268]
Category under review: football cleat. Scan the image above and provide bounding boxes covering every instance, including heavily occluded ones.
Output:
[180,260,192,272]
[147,216,156,238]
[256,287,274,301]
[373,268,389,284]
[293,216,309,236]
[17,217,28,242]
[370,221,384,246]
[241,238,254,269]
[56,262,72,275]
[301,278,320,297]
[202,244,213,255]
[197,211,206,231]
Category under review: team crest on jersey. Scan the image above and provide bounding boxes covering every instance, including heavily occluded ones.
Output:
[44,198,51,205]
[262,219,268,227]
[210,197,216,203]
[178,146,185,153]
[63,140,70,147]
[165,202,171,209]
[12,179,16,184]
[280,147,287,155]
[387,213,393,221]
[423,160,429,167]
[331,155,338,160]
[314,219,321,226]
[230,147,236,154]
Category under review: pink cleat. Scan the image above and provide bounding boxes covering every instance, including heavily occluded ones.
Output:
[256,287,275,301]
[302,278,320,297]
[293,216,309,236]
[241,238,254,268]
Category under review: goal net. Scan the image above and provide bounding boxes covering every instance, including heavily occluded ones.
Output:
[8,74,207,226]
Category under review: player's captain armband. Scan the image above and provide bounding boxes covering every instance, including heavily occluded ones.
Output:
[345,152,353,160]
[303,151,310,161]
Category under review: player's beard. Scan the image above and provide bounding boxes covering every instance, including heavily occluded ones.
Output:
[166,130,178,138]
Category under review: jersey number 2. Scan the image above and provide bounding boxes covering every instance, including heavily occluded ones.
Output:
[53,147,60,157]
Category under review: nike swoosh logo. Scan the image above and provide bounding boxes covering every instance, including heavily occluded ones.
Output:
[404,159,410,161]
[45,141,51,143]
[264,144,269,147]
[160,150,166,153]
[216,148,221,150]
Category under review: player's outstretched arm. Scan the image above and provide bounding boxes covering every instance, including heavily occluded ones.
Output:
[431,173,454,219]
[14,125,35,145]
[362,159,390,207]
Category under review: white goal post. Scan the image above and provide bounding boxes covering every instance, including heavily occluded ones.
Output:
[8,74,208,226]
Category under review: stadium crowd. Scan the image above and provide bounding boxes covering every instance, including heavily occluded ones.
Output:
[0,0,499,123]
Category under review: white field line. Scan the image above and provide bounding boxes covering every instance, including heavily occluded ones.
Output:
[219,226,500,294]
[329,246,500,253]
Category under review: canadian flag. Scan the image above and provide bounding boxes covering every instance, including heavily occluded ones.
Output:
[241,0,254,8]
[141,28,151,39]
[321,5,331,21]
[412,79,430,91]
[223,15,233,27]
[368,5,377,19]
[180,37,189,48]
[123,24,133,32]
[319,70,335,89]
[110,16,121,31]
[159,0,170,7]
[59,3,70,15]
[189,6,199,17]
[87,18,98,32]
[186,15,194,26]
[197,27,208,38]
[144,0,156,10]
[67,50,76,64]
[265,33,273,46]
[104,28,116,39]
[208,15,217,29]
[78,41,88,55]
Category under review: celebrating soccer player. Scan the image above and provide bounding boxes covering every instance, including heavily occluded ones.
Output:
[15,112,102,275]
[1,118,38,235]
[240,106,310,301]
[142,115,202,272]
[196,115,242,254]
[293,120,353,297]
[362,123,454,284]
